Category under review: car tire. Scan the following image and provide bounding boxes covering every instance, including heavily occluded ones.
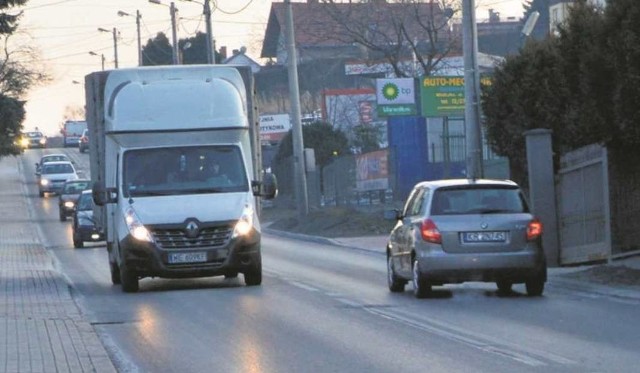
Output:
[39,190,44,198]
[120,263,139,293]
[387,255,406,293]
[73,232,83,248]
[244,262,262,286]
[496,280,513,294]
[59,210,66,222]
[526,265,546,297]
[412,259,431,299]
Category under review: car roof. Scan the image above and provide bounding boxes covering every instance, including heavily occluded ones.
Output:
[41,154,68,159]
[64,179,90,184]
[414,178,519,190]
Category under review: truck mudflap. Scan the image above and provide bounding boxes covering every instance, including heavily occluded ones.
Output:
[118,232,261,279]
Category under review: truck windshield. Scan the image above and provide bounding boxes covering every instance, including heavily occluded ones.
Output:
[123,145,249,198]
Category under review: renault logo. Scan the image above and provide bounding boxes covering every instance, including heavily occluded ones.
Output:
[185,220,200,239]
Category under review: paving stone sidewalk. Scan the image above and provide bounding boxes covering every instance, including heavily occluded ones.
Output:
[0,156,115,373]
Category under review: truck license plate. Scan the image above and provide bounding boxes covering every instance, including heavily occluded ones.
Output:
[168,252,207,264]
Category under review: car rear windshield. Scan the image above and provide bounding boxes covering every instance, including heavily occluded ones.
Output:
[431,185,529,215]
[63,181,90,194]
[42,164,74,174]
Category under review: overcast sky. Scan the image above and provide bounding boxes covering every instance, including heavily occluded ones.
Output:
[14,0,524,136]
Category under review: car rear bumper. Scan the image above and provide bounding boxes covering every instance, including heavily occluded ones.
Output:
[416,248,544,283]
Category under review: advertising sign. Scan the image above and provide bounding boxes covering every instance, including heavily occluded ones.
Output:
[259,114,291,142]
[356,149,389,191]
[376,78,417,117]
[420,75,492,117]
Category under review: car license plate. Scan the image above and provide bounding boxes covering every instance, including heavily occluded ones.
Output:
[462,231,507,243]
[168,252,207,264]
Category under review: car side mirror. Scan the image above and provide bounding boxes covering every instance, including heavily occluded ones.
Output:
[384,209,402,221]
[252,173,278,199]
[92,182,117,206]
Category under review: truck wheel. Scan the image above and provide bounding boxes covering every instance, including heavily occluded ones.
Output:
[110,261,121,285]
[120,264,139,293]
[244,264,262,286]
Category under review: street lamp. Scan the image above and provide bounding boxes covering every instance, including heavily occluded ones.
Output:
[180,0,215,64]
[118,10,143,66]
[149,0,179,65]
[89,51,106,71]
[98,27,119,68]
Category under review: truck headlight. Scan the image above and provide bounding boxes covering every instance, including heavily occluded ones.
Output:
[40,179,49,186]
[232,204,254,238]
[124,207,154,242]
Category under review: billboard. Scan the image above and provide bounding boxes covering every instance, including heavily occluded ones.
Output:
[356,149,389,191]
[420,75,492,117]
[259,114,291,143]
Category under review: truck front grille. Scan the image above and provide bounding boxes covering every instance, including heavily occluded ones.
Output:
[152,226,232,249]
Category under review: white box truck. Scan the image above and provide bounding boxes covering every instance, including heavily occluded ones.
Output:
[85,65,276,292]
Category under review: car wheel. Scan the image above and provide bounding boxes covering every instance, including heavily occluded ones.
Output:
[73,233,84,248]
[387,255,406,293]
[244,261,262,286]
[39,190,44,198]
[120,263,139,293]
[59,210,66,222]
[412,259,431,299]
[526,265,546,297]
[496,280,513,294]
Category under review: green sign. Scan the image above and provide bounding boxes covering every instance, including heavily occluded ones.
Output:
[420,76,492,117]
[377,104,417,117]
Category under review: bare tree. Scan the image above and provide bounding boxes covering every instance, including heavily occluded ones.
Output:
[318,0,460,77]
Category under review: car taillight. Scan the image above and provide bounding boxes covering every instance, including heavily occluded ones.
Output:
[420,219,441,244]
[526,218,543,241]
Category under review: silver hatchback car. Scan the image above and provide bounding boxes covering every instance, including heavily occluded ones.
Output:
[386,179,546,298]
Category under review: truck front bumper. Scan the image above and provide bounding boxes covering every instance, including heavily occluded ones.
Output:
[119,231,261,279]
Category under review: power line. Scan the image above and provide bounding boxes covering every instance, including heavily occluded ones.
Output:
[214,0,254,15]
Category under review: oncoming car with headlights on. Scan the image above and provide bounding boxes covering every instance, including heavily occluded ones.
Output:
[72,190,104,248]
[385,179,547,298]
[58,179,91,221]
[38,161,79,197]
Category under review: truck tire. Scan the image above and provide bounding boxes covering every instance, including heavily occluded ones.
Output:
[110,261,121,285]
[244,263,262,286]
[120,264,139,293]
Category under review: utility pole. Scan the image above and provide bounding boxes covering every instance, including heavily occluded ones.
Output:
[462,0,483,179]
[204,0,214,64]
[98,27,119,68]
[89,51,106,71]
[284,0,309,217]
[117,10,143,66]
[170,2,179,65]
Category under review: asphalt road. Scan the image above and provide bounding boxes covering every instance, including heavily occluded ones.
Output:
[19,147,640,373]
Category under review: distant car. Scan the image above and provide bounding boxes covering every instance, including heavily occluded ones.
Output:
[21,131,47,149]
[78,129,89,153]
[35,154,72,177]
[72,190,104,248]
[58,179,91,221]
[38,161,79,197]
[385,178,547,298]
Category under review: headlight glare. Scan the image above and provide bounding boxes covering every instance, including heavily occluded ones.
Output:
[64,201,75,208]
[232,205,254,238]
[40,179,49,186]
[124,207,154,242]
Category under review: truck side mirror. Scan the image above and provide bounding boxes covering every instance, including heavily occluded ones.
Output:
[92,182,117,206]
[252,173,278,199]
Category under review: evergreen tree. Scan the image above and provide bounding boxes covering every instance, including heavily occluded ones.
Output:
[141,32,173,66]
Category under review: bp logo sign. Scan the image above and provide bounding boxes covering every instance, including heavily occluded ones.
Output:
[376,78,417,116]
[382,83,400,101]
